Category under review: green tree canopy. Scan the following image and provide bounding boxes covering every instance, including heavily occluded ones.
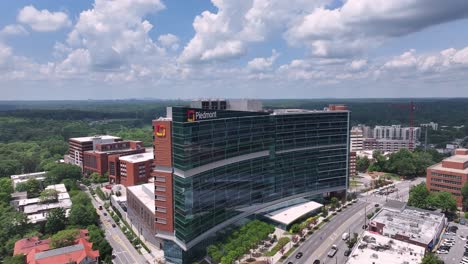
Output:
[40,189,59,203]
[69,204,98,228]
[50,229,80,249]
[45,208,67,234]
[356,156,370,172]
[407,183,430,209]
[421,253,444,264]
[46,163,81,185]
[15,178,42,198]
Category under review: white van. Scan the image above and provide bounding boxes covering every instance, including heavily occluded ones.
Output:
[342,233,350,240]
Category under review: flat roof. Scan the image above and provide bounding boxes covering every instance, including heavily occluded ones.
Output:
[119,152,153,163]
[127,183,155,213]
[272,109,348,115]
[69,135,120,142]
[265,201,323,225]
[444,155,468,163]
[10,171,47,180]
[346,231,425,264]
[429,158,468,174]
[370,206,445,245]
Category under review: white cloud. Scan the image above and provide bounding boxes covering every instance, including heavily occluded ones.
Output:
[180,0,328,63]
[350,59,367,71]
[0,24,28,36]
[17,5,71,32]
[0,42,12,65]
[247,50,279,72]
[66,0,166,71]
[158,34,180,51]
[286,0,468,57]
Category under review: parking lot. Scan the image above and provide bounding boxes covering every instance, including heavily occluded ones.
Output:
[437,223,468,264]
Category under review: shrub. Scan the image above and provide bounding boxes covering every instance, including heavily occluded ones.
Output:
[265,237,290,256]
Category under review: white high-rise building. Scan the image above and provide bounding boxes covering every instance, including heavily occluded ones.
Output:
[350,127,364,151]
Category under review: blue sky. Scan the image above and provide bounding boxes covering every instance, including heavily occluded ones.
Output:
[1,0,468,99]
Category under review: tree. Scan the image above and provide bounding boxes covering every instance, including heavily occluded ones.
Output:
[356,156,370,172]
[407,183,430,209]
[290,224,300,234]
[3,254,25,264]
[50,229,79,248]
[69,204,98,227]
[15,178,42,198]
[330,197,339,210]
[432,192,457,213]
[462,182,468,210]
[421,253,444,264]
[40,189,59,203]
[321,206,329,217]
[46,163,81,185]
[0,178,13,204]
[45,208,67,234]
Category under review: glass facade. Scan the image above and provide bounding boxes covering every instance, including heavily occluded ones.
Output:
[168,107,349,263]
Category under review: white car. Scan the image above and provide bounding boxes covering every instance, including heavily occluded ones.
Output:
[436,250,448,254]
[460,235,467,241]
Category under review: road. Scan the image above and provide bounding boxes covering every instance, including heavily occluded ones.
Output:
[84,187,147,264]
[283,201,370,264]
[283,178,426,264]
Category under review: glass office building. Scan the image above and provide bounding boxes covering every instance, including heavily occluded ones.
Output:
[153,103,350,264]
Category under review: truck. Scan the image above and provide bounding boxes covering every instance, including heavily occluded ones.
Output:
[328,245,338,257]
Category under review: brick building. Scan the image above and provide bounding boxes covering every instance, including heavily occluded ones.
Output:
[14,229,99,264]
[82,140,145,176]
[427,148,468,207]
[66,135,121,168]
[108,152,153,186]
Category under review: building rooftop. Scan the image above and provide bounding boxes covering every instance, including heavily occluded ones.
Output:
[69,135,120,142]
[119,152,154,163]
[429,153,468,174]
[265,201,323,226]
[127,183,155,213]
[370,205,446,245]
[346,231,425,264]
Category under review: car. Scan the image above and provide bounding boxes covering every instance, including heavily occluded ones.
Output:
[461,235,467,241]
[103,212,107,216]
[328,245,338,257]
[342,233,350,240]
[112,223,116,228]
[362,224,368,229]
[98,205,103,210]
[461,219,466,225]
[295,252,303,259]
[374,204,380,207]
[313,260,320,264]
[344,249,352,256]
[287,262,293,264]
[436,249,448,254]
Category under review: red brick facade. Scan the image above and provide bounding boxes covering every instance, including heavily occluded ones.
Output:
[152,120,175,233]
[427,149,468,207]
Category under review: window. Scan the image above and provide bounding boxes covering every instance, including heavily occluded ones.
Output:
[156,185,166,192]
[156,195,167,201]
[155,176,166,182]
[156,218,167,224]
[156,206,167,213]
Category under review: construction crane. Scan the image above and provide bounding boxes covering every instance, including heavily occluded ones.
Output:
[390,101,416,150]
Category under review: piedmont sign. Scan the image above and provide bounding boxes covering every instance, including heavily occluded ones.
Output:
[187,110,217,122]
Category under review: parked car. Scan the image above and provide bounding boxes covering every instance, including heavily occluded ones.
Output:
[313,260,320,264]
[328,245,338,257]
[295,252,303,259]
[436,249,448,254]
[461,219,466,225]
[342,233,350,240]
[112,223,116,228]
[344,249,351,256]
[98,205,103,210]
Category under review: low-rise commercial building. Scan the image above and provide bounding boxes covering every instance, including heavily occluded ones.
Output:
[127,183,160,247]
[108,151,153,186]
[368,201,446,250]
[427,148,468,207]
[363,138,415,152]
[14,229,99,264]
[10,172,47,189]
[11,183,72,223]
[346,231,425,264]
